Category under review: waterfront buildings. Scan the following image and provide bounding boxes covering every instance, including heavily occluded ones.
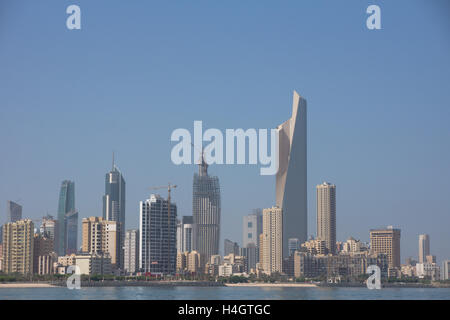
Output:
[416,262,440,281]
[441,260,450,280]
[75,253,112,275]
[139,194,177,274]
[124,229,139,274]
[81,217,121,268]
[56,180,77,256]
[301,238,327,255]
[176,250,202,274]
[370,226,401,268]
[242,209,263,248]
[418,234,430,264]
[33,233,54,274]
[193,157,221,265]
[224,239,240,256]
[176,216,195,253]
[103,156,126,269]
[276,91,307,257]
[40,215,57,242]
[6,200,22,223]
[261,206,283,275]
[316,182,336,254]
[2,219,34,275]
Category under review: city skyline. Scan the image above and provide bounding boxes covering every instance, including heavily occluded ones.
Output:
[1,1,449,264]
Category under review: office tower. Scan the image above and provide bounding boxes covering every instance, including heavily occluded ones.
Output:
[40,215,57,242]
[441,260,450,280]
[139,194,177,274]
[177,216,195,253]
[261,206,283,274]
[193,156,221,265]
[370,226,401,268]
[240,244,258,273]
[418,234,430,264]
[33,234,54,274]
[124,229,139,274]
[288,238,300,256]
[276,91,307,258]
[242,209,263,248]
[81,217,120,268]
[103,155,126,269]
[224,239,240,256]
[2,219,34,274]
[316,182,337,254]
[56,180,77,256]
[7,200,22,223]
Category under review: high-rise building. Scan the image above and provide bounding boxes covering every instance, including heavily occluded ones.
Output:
[103,155,126,269]
[276,91,307,258]
[7,200,22,223]
[56,180,77,256]
[240,244,258,273]
[33,234,54,274]
[124,229,139,274]
[418,234,430,264]
[242,209,263,248]
[177,216,195,253]
[193,157,221,265]
[224,239,240,256]
[139,194,177,274]
[316,182,336,255]
[288,238,300,256]
[40,215,57,242]
[370,227,401,268]
[81,217,120,268]
[441,260,450,280]
[261,206,283,275]
[2,219,34,275]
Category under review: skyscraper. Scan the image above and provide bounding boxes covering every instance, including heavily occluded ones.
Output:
[176,216,195,253]
[7,200,22,223]
[124,229,139,274]
[56,180,77,256]
[418,234,430,264]
[316,182,337,255]
[2,219,34,275]
[103,155,126,269]
[242,209,263,249]
[261,206,283,275]
[224,239,240,256]
[139,194,177,274]
[370,227,401,268]
[193,157,221,265]
[276,91,307,258]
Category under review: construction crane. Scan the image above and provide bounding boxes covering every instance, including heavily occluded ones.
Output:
[149,183,177,275]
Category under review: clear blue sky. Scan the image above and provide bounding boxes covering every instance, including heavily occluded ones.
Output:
[0,0,449,263]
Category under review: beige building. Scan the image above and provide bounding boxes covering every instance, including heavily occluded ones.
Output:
[75,253,112,275]
[82,217,120,268]
[316,182,336,255]
[301,238,327,255]
[370,227,401,268]
[2,219,34,275]
[176,250,202,274]
[261,206,283,275]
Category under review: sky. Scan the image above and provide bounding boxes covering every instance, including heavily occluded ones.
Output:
[0,0,449,263]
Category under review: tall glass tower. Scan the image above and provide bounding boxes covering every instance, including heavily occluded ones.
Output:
[276,91,307,258]
[193,157,221,265]
[56,180,76,256]
[103,155,126,268]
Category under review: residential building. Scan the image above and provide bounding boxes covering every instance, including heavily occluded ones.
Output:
[261,206,283,274]
[316,182,336,254]
[418,234,430,264]
[124,229,139,274]
[2,219,34,274]
[370,226,401,268]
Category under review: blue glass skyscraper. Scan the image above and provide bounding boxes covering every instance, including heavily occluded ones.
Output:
[56,180,77,255]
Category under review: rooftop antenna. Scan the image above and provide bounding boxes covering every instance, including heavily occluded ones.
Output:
[112,151,115,170]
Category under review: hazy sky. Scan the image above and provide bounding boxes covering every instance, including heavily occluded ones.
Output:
[0,0,449,263]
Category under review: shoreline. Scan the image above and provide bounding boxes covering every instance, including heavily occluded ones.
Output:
[0,283,56,288]
[225,283,317,288]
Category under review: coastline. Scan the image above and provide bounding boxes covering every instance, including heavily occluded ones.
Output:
[224,283,317,287]
[0,283,56,288]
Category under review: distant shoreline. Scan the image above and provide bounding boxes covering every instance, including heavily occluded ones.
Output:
[225,283,317,287]
[0,283,56,288]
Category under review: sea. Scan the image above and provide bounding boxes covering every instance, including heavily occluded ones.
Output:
[0,286,449,300]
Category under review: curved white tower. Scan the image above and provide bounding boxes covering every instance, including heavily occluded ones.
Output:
[276,91,307,258]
